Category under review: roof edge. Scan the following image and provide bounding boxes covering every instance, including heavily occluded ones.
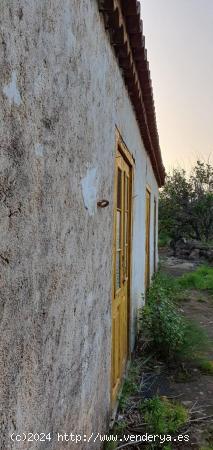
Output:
[98,0,166,186]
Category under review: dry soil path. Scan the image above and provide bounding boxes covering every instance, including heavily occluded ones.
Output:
[160,254,213,449]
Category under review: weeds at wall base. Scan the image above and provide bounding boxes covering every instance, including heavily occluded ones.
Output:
[139,271,211,364]
[106,270,213,449]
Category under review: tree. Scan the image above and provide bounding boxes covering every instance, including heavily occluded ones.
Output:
[159,161,213,243]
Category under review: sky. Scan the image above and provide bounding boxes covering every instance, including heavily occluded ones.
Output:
[140,0,213,172]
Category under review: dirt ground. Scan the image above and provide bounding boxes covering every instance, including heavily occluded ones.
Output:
[159,253,213,449]
[112,254,213,450]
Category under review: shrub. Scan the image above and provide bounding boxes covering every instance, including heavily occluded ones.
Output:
[158,232,171,248]
[140,272,209,361]
[139,273,185,360]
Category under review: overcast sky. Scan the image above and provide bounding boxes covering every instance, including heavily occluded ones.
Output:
[140,0,213,172]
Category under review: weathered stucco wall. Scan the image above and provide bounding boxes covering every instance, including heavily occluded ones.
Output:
[0,1,159,449]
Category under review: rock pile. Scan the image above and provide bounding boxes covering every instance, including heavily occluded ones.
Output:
[170,239,213,263]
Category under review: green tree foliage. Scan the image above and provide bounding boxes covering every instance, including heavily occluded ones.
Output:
[159,161,213,242]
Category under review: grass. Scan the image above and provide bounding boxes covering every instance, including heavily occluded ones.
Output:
[118,362,140,411]
[104,442,117,450]
[177,265,213,293]
[198,359,213,375]
[106,269,212,449]
[180,318,210,361]
[106,392,189,450]
[104,362,140,450]
[139,396,188,435]
[200,447,213,450]
[113,420,127,435]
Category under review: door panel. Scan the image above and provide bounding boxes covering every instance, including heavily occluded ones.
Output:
[111,147,132,405]
[154,198,157,273]
[145,188,151,290]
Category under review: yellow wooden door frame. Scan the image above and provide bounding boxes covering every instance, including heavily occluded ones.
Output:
[111,130,133,408]
[145,186,151,290]
[154,197,157,273]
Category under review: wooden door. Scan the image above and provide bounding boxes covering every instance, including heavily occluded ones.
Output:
[154,198,157,273]
[145,188,151,290]
[111,147,132,405]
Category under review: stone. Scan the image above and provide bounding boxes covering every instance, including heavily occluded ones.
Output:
[189,248,200,260]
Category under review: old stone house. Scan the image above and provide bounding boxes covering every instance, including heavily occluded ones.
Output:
[0,0,165,449]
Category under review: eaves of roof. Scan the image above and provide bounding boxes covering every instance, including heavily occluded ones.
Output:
[98,0,166,187]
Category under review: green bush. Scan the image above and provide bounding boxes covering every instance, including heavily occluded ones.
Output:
[140,272,209,361]
[140,273,185,360]
[178,265,213,293]
[158,232,171,248]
